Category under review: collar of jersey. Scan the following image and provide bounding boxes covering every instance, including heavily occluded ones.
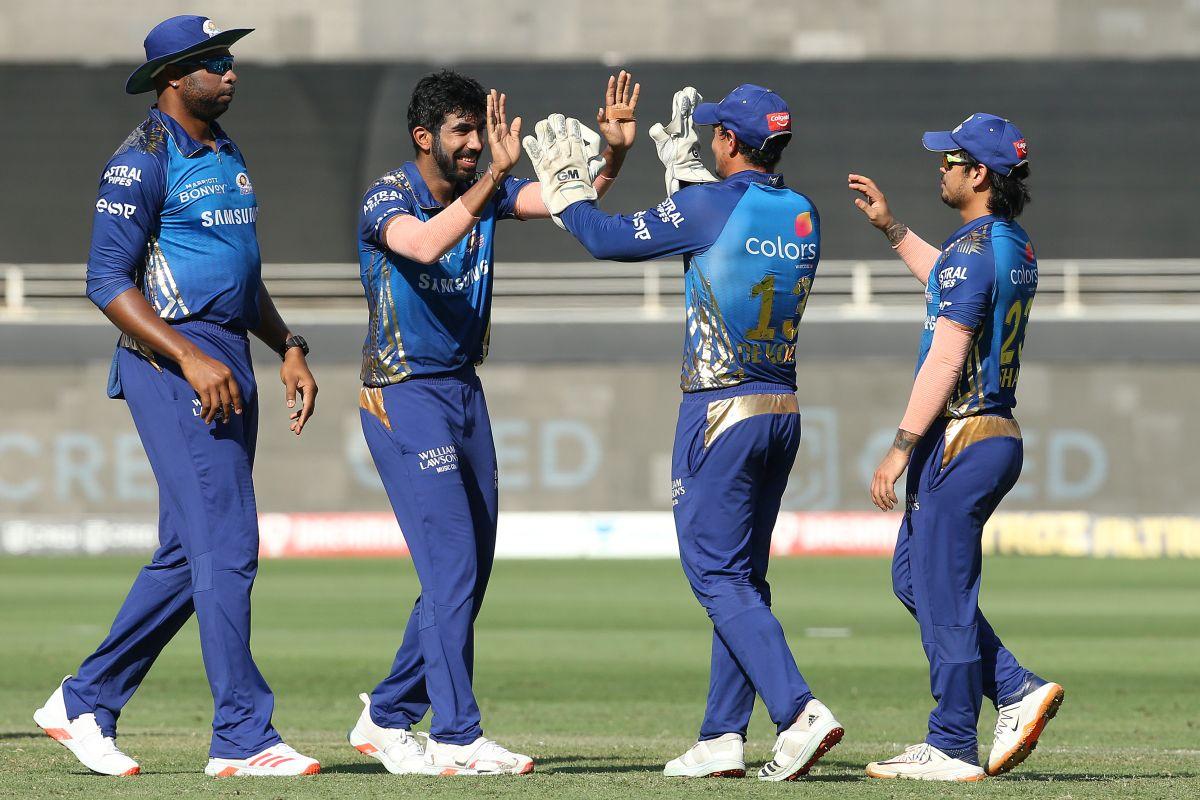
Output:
[725,169,786,189]
[149,106,235,158]
[941,213,1001,250]
[401,161,481,211]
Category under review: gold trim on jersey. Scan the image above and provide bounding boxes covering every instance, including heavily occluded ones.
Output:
[681,267,744,391]
[359,386,392,430]
[942,415,1021,468]
[360,258,413,386]
[705,393,799,448]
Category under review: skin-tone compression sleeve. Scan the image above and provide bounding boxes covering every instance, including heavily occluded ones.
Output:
[382,199,478,265]
[893,229,942,284]
[512,175,614,220]
[898,317,975,436]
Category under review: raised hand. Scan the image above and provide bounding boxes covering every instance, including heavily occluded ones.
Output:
[487,89,523,176]
[596,70,640,152]
[848,173,896,231]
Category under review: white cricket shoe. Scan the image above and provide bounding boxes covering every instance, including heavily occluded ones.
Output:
[33,676,140,776]
[757,699,844,781]
[987,679,1065,776]
[423,736,534,776]
[347,692,428,774]
[205,743,320,777]
[663,733,746,778]
[866,742,985,782]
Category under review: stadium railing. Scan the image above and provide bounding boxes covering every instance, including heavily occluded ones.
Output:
[5,260,1200,319]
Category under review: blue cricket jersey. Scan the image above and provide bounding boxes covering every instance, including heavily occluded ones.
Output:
[357,162,531,386]
[85,108,263,396]
[918,214,1038,417]
[559,170,820,392]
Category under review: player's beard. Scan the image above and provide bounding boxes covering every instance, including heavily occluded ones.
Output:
[432,135,480,184]
[940,174,968,210]
[180,74,233,122]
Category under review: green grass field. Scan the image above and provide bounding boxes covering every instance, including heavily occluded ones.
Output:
[1,556,1197,799]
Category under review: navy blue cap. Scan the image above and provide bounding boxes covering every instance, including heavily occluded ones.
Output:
[125,15,253,95]
[692,84,792,150]
[922,113,1028,176]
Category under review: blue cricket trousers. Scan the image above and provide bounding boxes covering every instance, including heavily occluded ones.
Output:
[359,367,498,745]
[63,321,280,759]
[671,382,814,740]
[892,414,1033,754]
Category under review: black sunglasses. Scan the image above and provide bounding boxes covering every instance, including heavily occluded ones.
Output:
[174,54,235,76]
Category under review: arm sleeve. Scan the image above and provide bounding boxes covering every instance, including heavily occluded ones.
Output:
[85,150,166,310]
[898,317,974,436]
[935,249,995,330]
[511,175,616,221]
[893,229,941,284]
[557,185,724,262]
[383,199,479,265]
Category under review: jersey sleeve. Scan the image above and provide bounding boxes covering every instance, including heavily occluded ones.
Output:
[493,175,534,220]
[84,148,166,310]
[360,181,418,249]
[934,246,995,330]
[557,184,728,262]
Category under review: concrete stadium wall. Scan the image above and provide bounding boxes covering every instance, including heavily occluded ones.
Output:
[1,60,1195,264]
[2,319,1196,518]
[3,1,1199,61]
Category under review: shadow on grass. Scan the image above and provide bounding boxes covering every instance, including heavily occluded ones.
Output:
[0,732,43,741]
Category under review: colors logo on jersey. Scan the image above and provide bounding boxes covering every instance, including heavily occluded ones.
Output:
[794,211,813,238]
[766,112,791,132]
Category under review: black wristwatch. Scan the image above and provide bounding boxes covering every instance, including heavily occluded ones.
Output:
[280,334,309,360]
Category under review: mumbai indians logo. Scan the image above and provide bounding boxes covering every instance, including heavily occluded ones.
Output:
[202,19,221,36]
[235,172,253,195]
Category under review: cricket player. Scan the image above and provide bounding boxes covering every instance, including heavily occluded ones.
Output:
[850,114,1063,781]
[522,85,843,781]
[346,70,637,776]
[33,16,320,778]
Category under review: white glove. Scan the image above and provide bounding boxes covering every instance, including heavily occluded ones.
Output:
[648,87,718,196]
[522,114,600,229]
[577,122,607,184]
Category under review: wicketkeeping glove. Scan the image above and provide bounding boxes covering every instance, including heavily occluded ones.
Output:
[523,114,600,229]
[648,87,718,196]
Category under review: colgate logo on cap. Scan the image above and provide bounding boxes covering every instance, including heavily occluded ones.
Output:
[1013,138,1028,158]
[766,112,791,132]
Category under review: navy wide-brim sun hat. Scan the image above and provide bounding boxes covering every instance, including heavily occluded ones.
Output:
[125,15,253,95]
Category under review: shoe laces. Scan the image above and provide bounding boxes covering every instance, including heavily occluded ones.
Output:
[994,704,1018,737]
[75,714,122,756]
[472,738,518,765]
[894,743,931,763]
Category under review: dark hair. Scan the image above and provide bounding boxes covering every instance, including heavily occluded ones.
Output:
[737,134,790,171]
[720,125,789,171]
[986,163,1031,219]
[407,70,486,149]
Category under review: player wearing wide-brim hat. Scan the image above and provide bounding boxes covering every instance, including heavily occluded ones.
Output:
[849,114,1063,782]
[33,14,320,779]
[124,15,253,95]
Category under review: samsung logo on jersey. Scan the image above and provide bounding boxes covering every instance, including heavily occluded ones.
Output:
[745,236,817,261]
[418,260,490,294]
[201,207,258,227]
[1010,266,1038,285]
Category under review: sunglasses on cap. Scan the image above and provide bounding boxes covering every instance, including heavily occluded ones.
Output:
[941,152,976,170]
[174,54,235,76]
